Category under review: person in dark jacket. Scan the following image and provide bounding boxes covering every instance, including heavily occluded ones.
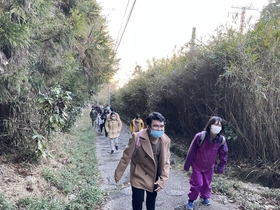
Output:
[100,108,109,136]
[89,108,98,128]
[184,116,228,210]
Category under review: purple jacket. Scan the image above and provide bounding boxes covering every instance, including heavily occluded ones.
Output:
[184,132,228,173]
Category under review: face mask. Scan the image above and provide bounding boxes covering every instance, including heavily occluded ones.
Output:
[211,125,222,134]
[111,116,116,120]
[135,119,140,122]
[150,130,164,138]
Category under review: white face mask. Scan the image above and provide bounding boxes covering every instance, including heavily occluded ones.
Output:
[211,125,222,134]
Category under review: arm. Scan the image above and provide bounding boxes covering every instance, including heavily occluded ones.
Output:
[118,119,122,133]
[155,138,171,191]
[114,134,136,183]
[105,120,109,132]
[184,133,200,171]
[217,140,228,174]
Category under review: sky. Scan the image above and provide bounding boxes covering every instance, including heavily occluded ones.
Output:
[97,0,270,86]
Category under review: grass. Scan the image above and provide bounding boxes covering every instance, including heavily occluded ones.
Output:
[0,193,14,210]
[0,111,104,210]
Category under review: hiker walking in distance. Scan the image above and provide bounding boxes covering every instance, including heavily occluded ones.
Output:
[89,107,98,128]
[184,116,228,210]
[100,108,109,136]
[130,114,145,133]
[105,111,122,154]
[114,112,171,210]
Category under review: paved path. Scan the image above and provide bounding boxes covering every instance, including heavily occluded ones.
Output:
[95,124,239,210]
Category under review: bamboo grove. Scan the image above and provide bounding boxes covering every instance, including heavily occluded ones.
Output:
[111,0,280,167]
[0,0,117,160]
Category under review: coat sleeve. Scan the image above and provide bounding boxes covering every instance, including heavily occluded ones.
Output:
[156,138,171,188]
[217,139,228,174]
[118,119,122,133]
[114,134,136,182]
[105,120,109,132]
[184,133,200,171]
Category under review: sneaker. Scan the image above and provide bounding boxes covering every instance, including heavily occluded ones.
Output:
[202,198,210,206]
[110,150,114,154]
[186,201,194,210]
[115,146,118,150]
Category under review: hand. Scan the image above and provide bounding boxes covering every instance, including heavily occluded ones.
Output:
[154,182,162,192]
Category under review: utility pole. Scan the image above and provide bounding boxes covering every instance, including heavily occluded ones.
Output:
[190,27,196,52]
[107,82,110,106]
[231,5,258,32]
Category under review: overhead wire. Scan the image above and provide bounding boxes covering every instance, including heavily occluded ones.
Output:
[114,0,130,50]
[114,0,137,53]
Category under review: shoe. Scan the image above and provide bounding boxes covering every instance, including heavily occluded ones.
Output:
[110,150,114,154]
[115,146,118,150]
[202,198,210,206]
[186,201,194,210]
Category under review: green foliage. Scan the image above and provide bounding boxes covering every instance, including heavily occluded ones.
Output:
[32,129,47,159]
[0,194,13,210]
[17,197,66,210]
[67,186,103,209]
[0,0,116,159]
[37,86,72,135]
[0,7,30,49]
[70,9,88,38]
[211,176,232,195]
[223,122,238,141]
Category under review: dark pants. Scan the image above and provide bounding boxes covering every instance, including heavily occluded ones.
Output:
[100,123,105,133]
[100,123,108,137]
[104,128,108,137]
[131,186,157,210]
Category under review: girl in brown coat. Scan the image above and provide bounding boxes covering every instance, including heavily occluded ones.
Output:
[114,112,171,210]
[105,111,122,154]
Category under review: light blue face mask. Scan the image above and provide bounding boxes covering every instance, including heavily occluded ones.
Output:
[150,130,164,138]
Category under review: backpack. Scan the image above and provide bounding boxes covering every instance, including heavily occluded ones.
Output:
[199,131,226,147]
[134,129,144,155]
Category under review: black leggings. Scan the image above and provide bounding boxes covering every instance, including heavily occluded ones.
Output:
[131,186,157,210]
[100,123,104,133]
[100,123,108,137]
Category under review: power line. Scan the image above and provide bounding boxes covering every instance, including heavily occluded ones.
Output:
[114,0,137,53]
[115,0,130,49]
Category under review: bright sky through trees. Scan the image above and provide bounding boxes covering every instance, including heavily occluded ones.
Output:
[98,0,270,86]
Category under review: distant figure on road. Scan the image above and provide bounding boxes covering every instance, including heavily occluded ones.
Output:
[105,111,122,154]
[130,114,145,133]
[100,108,109,136]
[95,112,102,133]
[184,116,228,210]
[114,112,171,210]
[89,108,98,128]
